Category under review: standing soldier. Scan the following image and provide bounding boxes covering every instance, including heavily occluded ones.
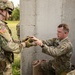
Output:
[0,0,34,75]
[31,24,73,75]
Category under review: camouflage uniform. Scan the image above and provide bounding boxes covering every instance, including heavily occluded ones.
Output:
[0,0,33,74]
[40,37,73,75]
[0,20,23,75]
[0,0,14,74]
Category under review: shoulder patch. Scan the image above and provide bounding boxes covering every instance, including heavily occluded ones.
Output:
[0,24,12,41]
[0,27,6,34]
[0,21,6,34]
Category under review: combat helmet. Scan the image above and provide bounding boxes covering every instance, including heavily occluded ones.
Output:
[0,0,14,11]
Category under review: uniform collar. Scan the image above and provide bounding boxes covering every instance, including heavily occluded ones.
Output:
[60,37,68,43]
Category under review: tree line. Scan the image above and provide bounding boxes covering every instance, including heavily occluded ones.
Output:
[9,6,20,21]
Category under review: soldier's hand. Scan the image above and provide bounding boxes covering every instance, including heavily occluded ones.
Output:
[30,36,43,46]
[21,37,37,48]
[25,41,37,48]
[22,36,30,42]
[21,36,38,48]
[30,36,38,41]
[22,36,35,43]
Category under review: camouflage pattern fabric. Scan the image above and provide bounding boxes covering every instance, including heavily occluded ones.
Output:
[40,60,56,75]
[0,20,21,75]
[0,0,14,10]
[0,60,12,75]
[22,36,37,48]
[3,60,12,75]
[67,70,75,75]
[0,61,6,74]
[41,37,73,75]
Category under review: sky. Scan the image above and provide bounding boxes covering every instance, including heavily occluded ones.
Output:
[9,0,20,7]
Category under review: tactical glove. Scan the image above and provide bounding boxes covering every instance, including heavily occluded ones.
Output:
[25,41,37,48]
[22,36,37,48]
[22,36,34,42]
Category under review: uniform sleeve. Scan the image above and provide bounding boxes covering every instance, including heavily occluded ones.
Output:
[43,38,57,46]
[41,42,72,57]
[0,23,23,53]
[0,34,23,53]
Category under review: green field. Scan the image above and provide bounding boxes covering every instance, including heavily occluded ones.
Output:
[7,21,19,40]
[7,21,19,39]
[6,21,20,75]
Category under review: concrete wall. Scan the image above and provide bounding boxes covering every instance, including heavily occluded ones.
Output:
[20,0,75,75]
[20,0,36,75]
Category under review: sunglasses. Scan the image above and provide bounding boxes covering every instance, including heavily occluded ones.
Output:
[7,10,12,15]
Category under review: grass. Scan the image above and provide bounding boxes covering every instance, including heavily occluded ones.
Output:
[6,21,20,75]
[12,54,20,75]
[7,21,19,40]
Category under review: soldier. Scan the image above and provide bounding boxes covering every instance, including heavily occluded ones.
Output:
[0,0,34,75]
[31,24,73,75]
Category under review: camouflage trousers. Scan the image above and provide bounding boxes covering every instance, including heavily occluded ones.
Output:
[40,60,68,75]
[33,60,68,75]
[0,60,12,75]
[40,60,56,75]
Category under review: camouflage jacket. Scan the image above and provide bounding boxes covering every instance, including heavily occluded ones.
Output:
[0,20,22,54]
[41,37,73,74]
